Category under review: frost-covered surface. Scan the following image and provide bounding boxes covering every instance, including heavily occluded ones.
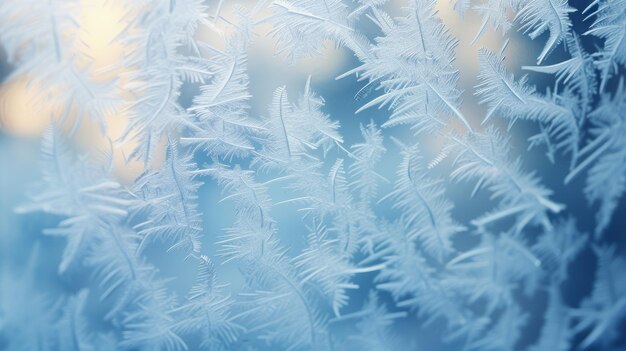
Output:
[0,0,625,350]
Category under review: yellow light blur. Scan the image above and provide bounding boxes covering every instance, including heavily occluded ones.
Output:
[0,77,53,137]
[0,0,524,180]
[0,0,164,182]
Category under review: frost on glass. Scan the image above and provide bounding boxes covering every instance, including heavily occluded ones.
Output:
[0,0,625,350]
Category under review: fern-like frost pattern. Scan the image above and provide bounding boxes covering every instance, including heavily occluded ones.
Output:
[1,0,625,350]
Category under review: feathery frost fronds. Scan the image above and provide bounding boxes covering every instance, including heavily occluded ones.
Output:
[477,49,580,159]
[472,0,522,41]
[530,286,573,351]
[183,38,260,160]
[567,81,626,236]
[381,144,464,261]
[585,0,626,91]
[532,217,586,282]
[523,33,597,121]
[3,0,626,350]
[445,128,564,232]
[517,0,575,63]
[269,0,370,61]
[172,256,242,348]
[349,122,386,204]
[572,246,626,348]
[349,0,471,133]
[133,140,203,256]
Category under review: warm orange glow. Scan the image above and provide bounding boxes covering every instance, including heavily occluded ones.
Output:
[0,0,159,181]
[74,0,127,80]
[0,77,54,137]
[0,0,522,178]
